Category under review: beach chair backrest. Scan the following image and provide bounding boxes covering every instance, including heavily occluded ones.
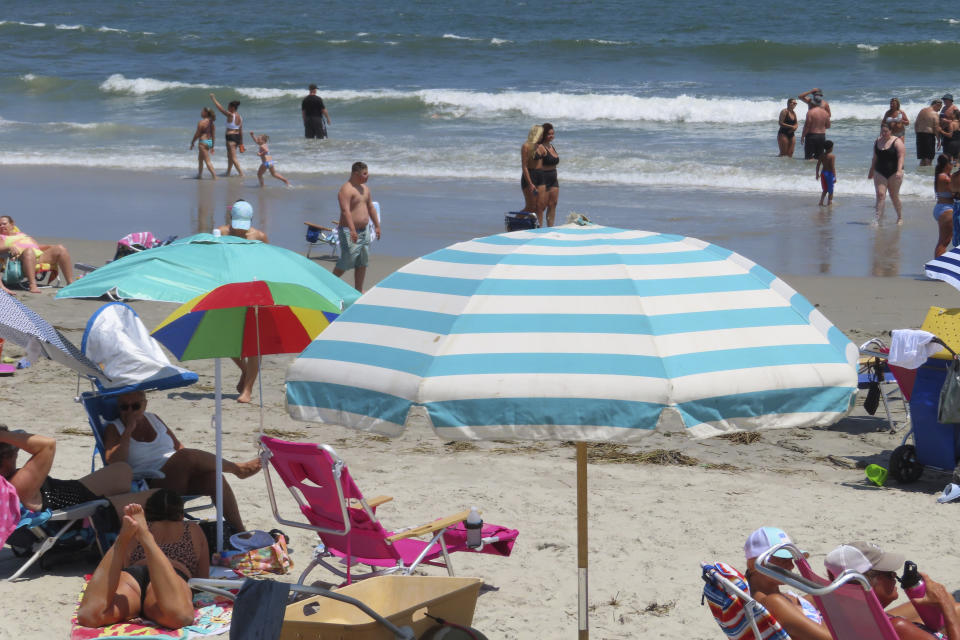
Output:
[795,557,899,640]
[702,562,790,640]
[80,392,120,467]
[259,436,401,564]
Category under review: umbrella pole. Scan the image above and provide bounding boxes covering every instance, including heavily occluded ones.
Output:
[577,441,589,639]
[215,358,224,553]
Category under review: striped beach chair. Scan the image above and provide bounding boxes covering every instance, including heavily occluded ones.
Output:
[702,561,790,640]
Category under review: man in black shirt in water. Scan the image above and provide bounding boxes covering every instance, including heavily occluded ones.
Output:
[302,84,331,139]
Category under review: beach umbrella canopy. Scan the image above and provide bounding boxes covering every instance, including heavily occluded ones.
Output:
[55,233,361,307]
[925,249,960,290]
[152,280,343,551]
[285,223,858,638]
[0,294,109,383]
[152,281,341,360]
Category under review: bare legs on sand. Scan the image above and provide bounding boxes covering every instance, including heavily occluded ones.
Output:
[232,356,259,404]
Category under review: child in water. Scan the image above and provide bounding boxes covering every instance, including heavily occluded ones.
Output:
[816,139,836,206]
[249,131,291,187]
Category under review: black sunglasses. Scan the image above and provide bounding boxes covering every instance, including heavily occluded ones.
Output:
[118,402,142,411]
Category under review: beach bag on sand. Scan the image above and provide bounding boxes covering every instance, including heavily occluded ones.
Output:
[2,258,23,287]
[939,359,960,423]
[212,532,292,576]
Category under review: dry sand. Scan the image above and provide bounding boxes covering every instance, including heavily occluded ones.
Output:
[2,239,960,639]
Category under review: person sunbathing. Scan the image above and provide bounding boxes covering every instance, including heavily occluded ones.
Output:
[0,425,136,514]
[102,390,260,532]
[825,541,960,640]
[744,526,831,640]
[77,491,208,630]
[0,215,75,292]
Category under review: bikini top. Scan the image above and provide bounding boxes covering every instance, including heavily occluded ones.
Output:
[128,522,200,577]
[885,112,903,124]
[226,113,241,131]
[936,190,953,199]
[541,145,559,167]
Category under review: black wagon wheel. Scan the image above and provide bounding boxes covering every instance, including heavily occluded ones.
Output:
[889,444,923,483]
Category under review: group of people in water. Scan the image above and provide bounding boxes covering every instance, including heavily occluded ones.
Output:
[776,89,960,259]
[519,123,560,227]
[738,526,960,640]
[191,93,291,187]
[0,387,263,630]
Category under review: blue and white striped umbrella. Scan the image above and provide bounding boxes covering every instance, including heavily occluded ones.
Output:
[0,294,108,382]
[926,248,960,290]
[286,224,857,441]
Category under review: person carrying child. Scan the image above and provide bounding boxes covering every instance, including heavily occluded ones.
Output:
[249,131,291,187]
[816,140,836,206]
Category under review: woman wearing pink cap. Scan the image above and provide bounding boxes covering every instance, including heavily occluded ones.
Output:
[744,526,830,640]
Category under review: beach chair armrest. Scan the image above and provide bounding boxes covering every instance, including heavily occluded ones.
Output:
[304,222,335,232]
[386,510,471,542]
[350,495,392,509]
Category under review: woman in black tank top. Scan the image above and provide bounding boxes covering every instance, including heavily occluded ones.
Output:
[868,123,905,224]
[777,98,799,157]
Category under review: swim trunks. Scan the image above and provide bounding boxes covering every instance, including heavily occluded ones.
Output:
[335,225,371,272]
[935,202,954,223]
[804,133,826,160]
[304,116,327,139]
[820,170,835,195]
[540,169,559,189]
[225,133,242,145]
[917,132,936,160]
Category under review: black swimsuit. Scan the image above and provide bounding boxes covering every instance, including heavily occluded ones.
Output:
[540,145,559,189]
[874,139,899,179]
[778,112,797,139]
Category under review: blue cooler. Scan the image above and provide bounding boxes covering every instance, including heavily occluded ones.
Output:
[907,357,960,471]
[504,211,538,232]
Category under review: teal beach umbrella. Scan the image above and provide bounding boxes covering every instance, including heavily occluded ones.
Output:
[56,233,361,306]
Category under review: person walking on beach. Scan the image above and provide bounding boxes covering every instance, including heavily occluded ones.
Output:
[799,89,831,161]
[816,140,836,206]
[916,99,943,166]
[302,84,331,139]
[777,98,799,157]
[536,123,560,227]
[521,124,544,213]
[868,123,905,225]
[333,161,381,292]
[933,155,955,257]
[209,93,244,177]
[249,131,291,187]
[882,98,909,139]
[189,107,216,180]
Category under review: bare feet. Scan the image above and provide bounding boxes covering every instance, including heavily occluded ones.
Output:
[118,506,140,545]
[232,458,261,479]
[29,286,41,293]
[125,503,148,532]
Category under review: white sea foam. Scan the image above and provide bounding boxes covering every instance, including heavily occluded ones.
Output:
[100,73,209,95]
[0,21,45,28]
[55,24,84,31]
[20,73,35,81]
[442,33,480,41]
[356,32,369,36]
[490,38,510,45]
[97,26,127,33]
[584,38,628,45]
[856,43,878,52]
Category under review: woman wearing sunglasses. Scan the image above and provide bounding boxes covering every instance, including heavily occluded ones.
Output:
[102,390,260,532]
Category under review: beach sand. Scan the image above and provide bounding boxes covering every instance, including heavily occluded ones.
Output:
[2,176,960,639]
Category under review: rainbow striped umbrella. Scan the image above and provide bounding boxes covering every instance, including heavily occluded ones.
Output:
[152,280,342,361]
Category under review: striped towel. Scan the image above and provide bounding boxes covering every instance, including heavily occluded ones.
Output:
[702,561,789,640]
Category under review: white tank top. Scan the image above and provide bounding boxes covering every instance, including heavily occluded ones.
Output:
[109,412,176,476]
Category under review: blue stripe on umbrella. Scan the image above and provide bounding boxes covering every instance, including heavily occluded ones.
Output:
[425,397,668,429]
[151,310,205,360]
[674,386,858,426]
[429,248,731,266]
[287,380,412,427]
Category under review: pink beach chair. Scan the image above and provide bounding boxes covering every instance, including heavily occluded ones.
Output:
[258,435,519,586]
[754,543,900,640]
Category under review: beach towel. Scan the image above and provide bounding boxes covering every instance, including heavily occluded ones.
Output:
[702,561,788,640]
[0,475,19,546]
[70,577,233,640]
[889,329,940,369]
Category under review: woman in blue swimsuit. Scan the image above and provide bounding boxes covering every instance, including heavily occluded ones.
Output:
[189,108,216,180]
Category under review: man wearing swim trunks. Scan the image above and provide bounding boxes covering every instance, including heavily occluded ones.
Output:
[302,84,331,139]
[799,89,831,161]
[333,162,381,292]
[916,99,943,166]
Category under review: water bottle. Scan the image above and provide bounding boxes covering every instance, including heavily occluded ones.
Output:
[902,561,945,631]
[465,506,482,549]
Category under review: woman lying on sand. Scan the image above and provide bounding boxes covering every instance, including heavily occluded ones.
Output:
[77,490,208,630]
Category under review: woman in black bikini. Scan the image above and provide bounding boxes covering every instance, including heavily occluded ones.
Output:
[210,93,244,177]
[520,124,544,214]
[868,123,905,225]
[189,108,216,180]
[537,122,560,227]
[777,98,799,157]
[78,490,209,630]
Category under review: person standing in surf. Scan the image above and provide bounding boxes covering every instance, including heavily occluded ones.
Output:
[536,123,560,227]
[209,93,244,177]
[189,107,216,180]
[521,124,544,214]
[915,99,943,167]
[868,122,905,225]
[777,98,799,157]
[302,84,331,139]
[799,89,830,161]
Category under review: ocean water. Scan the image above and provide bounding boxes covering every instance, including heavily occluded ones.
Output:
[2,1,960,199]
